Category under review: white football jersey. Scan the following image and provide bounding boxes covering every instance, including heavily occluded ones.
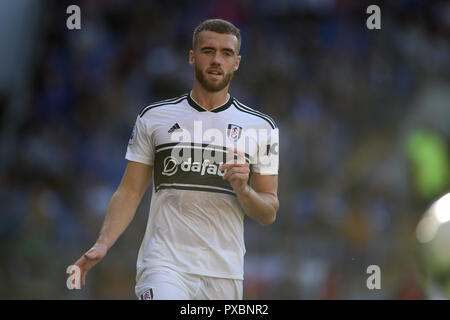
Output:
[125,92,279,294]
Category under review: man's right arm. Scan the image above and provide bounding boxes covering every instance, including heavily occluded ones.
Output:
[74,161,153,287]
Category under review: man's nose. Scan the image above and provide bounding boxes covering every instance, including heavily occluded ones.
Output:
[211,52,223,65]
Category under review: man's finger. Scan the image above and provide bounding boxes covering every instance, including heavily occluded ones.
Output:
[74,256,87,270]
[84,251,96,260]
[85,247,102,260]
[226,173,249,182]
[226,148,245,165]
[220,162,248,171]
[220,149,247,171]
[81,270,87,287]
[222,166,249,180]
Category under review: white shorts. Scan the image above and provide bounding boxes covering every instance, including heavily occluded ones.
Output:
[136,266,243,300]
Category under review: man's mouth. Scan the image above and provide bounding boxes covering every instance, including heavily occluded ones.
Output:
[207,69,223,78]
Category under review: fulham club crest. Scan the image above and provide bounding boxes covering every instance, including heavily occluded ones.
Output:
[227,124,242,142]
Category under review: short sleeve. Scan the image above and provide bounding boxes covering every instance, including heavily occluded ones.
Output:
[251,127,279,175]
[125,115,154,165]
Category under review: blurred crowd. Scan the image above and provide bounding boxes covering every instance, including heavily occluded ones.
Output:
[1,0,449,299]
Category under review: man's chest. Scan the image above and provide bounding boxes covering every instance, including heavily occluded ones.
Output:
[149,112,259,194]
[151,112,259,158]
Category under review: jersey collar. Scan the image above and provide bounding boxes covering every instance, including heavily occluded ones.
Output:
[187,92,233,113]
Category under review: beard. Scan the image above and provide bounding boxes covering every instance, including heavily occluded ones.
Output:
[195,65,234,92]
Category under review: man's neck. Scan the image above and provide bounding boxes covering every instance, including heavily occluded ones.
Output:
[190,83,230,111]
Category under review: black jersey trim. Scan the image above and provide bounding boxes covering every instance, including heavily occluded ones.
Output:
[233,100,277,129]
[187,92,233,113]
[234,99,277,125]
[156,184,236,196]
[139,94,188,117]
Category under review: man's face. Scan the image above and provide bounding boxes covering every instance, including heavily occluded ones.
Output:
[190,31,241,92]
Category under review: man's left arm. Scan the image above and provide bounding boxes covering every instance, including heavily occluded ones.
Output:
[237,174,279,226]
[220,149,279,226]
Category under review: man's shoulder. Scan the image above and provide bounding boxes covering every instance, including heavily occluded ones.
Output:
[138,93,188,118]
[232,97,278,130]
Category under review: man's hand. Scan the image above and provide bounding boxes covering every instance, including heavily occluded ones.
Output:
[74,243,107,287]
[70,161,153,289]
[219,148,250,195]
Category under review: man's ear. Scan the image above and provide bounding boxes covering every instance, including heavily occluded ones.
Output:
[189,50,195,67]
[234,55,241,71]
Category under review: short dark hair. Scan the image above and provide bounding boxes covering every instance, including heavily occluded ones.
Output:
[192,19,241,53]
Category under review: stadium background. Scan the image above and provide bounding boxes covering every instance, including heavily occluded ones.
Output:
[0,0,449,299]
